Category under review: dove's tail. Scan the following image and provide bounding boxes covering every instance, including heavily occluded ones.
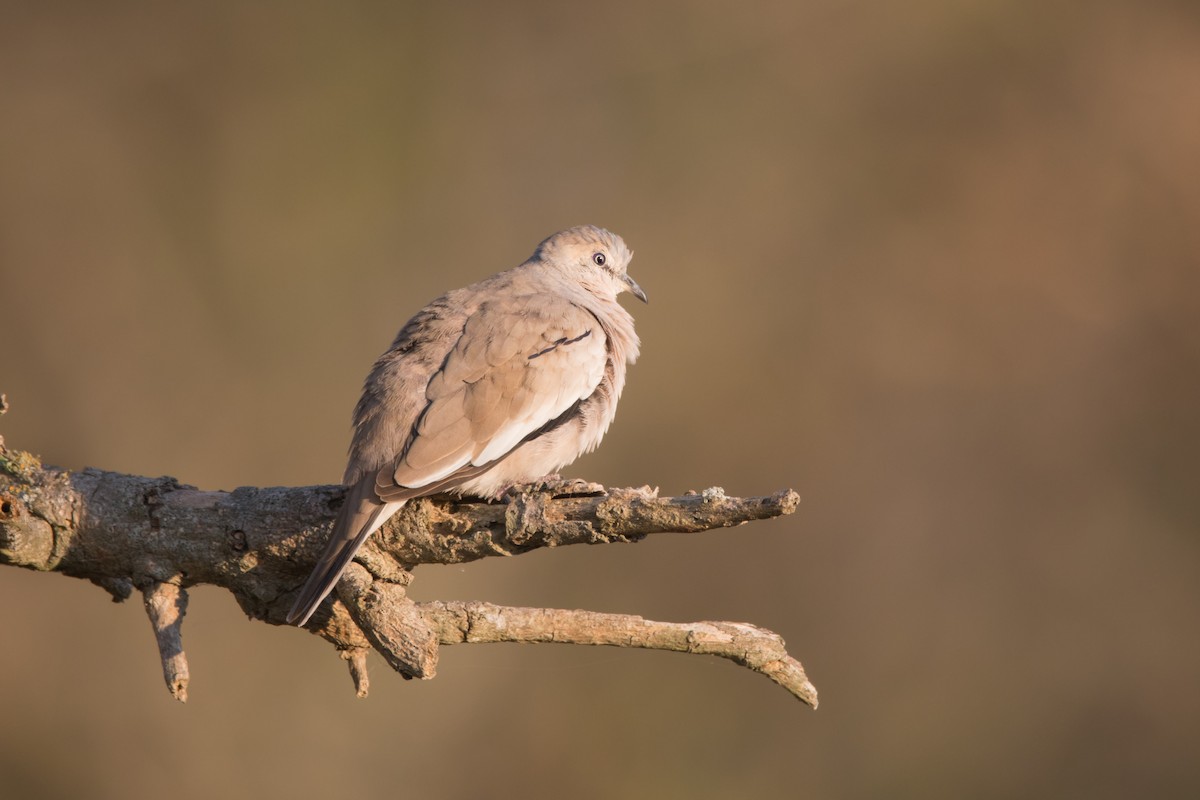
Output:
[287,478,404,626]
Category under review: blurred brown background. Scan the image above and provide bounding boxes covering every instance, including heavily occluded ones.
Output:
[3,1,1199,798]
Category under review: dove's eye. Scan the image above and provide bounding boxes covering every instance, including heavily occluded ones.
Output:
[592,252,606,267]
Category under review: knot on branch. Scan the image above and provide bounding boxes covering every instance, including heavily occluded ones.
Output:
[335,563,438,680]
[0,493,56,568]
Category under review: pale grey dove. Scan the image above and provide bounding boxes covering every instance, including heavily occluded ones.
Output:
[287,225,646,626]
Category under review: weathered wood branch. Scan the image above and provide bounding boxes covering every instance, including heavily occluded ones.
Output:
[425,602,818,703]
[0,438,815,708]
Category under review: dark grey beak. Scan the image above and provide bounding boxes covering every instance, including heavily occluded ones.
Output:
[623,273,648,303]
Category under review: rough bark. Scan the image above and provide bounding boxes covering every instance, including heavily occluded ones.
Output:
[0,432,815,708]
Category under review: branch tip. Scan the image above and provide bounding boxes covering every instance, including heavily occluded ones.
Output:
[340,647,371,698]
[775,488,801,514]
[141,581,190,702]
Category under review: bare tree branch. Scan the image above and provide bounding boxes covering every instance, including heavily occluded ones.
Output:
[425,601,818,705]
[1,441,815,708]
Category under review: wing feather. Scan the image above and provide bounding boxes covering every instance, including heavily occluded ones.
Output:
[384,295,606,492]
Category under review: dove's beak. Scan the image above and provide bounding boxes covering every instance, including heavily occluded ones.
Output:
[623,273,648,303]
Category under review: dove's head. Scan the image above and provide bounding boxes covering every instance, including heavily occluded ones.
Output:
[533,225,648,304]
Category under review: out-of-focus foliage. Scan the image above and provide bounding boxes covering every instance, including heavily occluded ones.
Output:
[2,2,1198,798]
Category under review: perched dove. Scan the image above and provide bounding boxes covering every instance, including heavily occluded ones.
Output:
[287,225,646,626]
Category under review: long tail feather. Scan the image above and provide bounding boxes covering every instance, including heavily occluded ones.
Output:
[287,479,404,626]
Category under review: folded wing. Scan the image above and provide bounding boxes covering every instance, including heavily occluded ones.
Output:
[378,294,607,499]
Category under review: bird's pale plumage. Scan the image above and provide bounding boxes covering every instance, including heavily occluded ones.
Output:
[287,226,645,626]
